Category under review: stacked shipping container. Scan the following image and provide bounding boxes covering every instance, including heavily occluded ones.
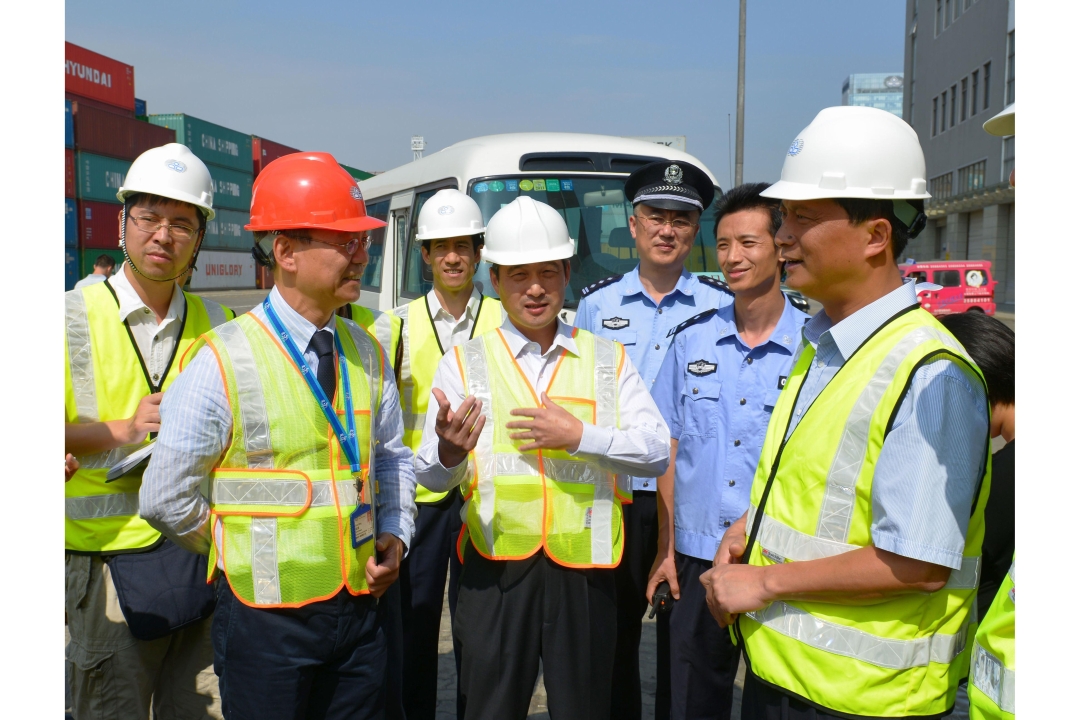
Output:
[251,136,300,289]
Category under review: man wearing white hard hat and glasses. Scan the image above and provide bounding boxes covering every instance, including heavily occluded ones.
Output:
[64,143,234,719]
[414,196,670,719]
[699,107,991,719]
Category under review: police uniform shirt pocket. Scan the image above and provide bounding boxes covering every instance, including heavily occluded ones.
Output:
[598,328,637,347]
[681,375,721,437]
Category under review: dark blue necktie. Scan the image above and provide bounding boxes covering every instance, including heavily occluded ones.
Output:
[308,330,337,401]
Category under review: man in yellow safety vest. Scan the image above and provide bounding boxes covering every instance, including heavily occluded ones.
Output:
[414,196,671,720]
[64,142,234,719]
[700,107,992,719]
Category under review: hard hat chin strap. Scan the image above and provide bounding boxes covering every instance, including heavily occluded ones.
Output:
[119,199,204,283]
[892,200,928,239]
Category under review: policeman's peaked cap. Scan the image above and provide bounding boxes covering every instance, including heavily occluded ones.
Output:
[624,160,717,214]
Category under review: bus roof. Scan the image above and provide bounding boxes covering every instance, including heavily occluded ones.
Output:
[358,132,720,201]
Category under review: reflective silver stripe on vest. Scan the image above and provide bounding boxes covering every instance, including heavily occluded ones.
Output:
[591,336,618,566]
[66,492,140,520]
[746,600,966,670]
[215,322,274,469]
[463,339,496,553]
[751,505,981,589]
[395,306,414,410]
[77,444,143,471]
[251,517,281,605]
[971,640,1016,713]
[66,290,98,423]
[371,311,395,358]
[213,479,358,508]
[402,411,426,435]
[202,298,228,328]
[816,327,971,543]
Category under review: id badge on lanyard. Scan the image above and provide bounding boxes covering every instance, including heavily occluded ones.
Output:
[263,298,375,548]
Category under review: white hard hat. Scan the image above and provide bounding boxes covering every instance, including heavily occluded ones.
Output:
[481,196,575,266]
[416,188,485,240]
[117,143,216,220]
[983,103,1015,137]
[762,106,930,202]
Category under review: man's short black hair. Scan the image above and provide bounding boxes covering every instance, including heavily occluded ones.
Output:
[421,234,484,254]
[713,183,783,238]
[94,254,116,270]
[125,192,207,232]
[833,198,925,259]
[937,312,1015,407]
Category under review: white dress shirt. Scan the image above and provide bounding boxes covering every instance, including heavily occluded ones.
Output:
[426,286,485,351]
[109,267,186,386]
[414,317,671,494]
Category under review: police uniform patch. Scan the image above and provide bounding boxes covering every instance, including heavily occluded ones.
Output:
[777,375,788,390]
[667,308,718,338]
[602,317,630,330]
[687,359,717,376]
[697,275,732,294]
[579,274,623,298]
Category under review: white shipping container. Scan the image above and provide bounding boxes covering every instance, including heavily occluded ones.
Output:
[190,250,255,290]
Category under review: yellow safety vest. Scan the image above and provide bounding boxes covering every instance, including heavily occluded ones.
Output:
[198,312,383,608]
[65,280,233,554]
[395,293,502,503]
[739,306,991,717]
[347,304,402,372]
[970,559,1015,719]
[453,327,633,567]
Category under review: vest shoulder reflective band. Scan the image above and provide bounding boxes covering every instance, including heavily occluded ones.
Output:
[350,304,402,371]
[739,306,992,717]
[454,327,631,567]
[397,294,503,503]
[970,559,1015,719]
[64,283,231,553]
[202,312,383,608]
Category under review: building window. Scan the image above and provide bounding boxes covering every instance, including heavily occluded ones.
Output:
[941,92,948,133]
[930,172,954,198]
[1003,137,1014,180]
[972,69,979,115]
[964,0,972,9]
[936,0,943,35]
[983,62,991,109]
[961,78,968,121]
[957,160,986,193]
[945,0,953,28]
[950,84,957,127]
[1006,31,1015,105]
[932,97,939,136]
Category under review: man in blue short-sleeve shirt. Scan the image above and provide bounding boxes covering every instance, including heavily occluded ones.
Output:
[574,159,729,719]
[649,184,808,720]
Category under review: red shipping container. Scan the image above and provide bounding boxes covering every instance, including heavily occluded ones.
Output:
[78,199,123,250]
[65,148,75,198]
[253,136,300,175]
[65,42,135,112]
[65,92,133,119]
[73,102,175,161]
[256,264,275,290]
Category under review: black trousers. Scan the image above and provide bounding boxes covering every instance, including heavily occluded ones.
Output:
[667,553,739,720]
[398,492,464,720]
[454,542,618,720]
[611,490,666,720]
[741,672,947,720]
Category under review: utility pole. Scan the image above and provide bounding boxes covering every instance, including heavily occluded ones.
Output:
[734,0,746,186]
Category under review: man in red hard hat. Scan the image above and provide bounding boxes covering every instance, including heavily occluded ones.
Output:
[141,152,417,718]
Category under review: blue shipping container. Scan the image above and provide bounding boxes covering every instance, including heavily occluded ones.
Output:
[65,100,74,148]
[135,98,146,117]
[65,247,79,291]
[65,198,77,246]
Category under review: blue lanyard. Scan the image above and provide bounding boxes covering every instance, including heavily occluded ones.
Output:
[262,297,362,475]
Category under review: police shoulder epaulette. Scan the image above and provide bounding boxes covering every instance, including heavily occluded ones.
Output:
[667,308,718,338]
[697,275,733,294]
[579,274,623,298]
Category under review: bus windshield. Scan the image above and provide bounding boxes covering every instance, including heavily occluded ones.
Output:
[469,175,719,308]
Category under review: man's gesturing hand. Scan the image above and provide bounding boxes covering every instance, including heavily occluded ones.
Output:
[506,392,584,452]
[433,388,485,469]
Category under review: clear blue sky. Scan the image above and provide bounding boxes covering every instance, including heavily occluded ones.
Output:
[66,0,905,185]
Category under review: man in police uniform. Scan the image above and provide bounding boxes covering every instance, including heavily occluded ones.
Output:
[574,159,729,719]
[416,196,671,720]
[701,107,991,719]
[392,188,503,720]
[647,183,808,720]
[65,143,233,719]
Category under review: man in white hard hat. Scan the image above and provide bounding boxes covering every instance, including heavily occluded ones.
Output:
[390,188,503,720]
[699,106,991,719]
[64,143,234,719]
[414,196,670,720]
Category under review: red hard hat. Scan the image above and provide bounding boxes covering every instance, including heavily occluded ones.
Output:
[245,152,387,233]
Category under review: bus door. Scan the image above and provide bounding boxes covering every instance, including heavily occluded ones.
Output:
[386,191,413,308]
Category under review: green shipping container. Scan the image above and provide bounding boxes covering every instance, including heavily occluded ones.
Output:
[208,165,253,212]
[147,113,253,174]
[341,164,374,181]
[81,248,126,278]
[76,152,131,204]
[203,208,254,251]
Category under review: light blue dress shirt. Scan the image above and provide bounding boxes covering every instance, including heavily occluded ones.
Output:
[139,287,417,558]
[653,297,810,561]
[785,281,989,570]
[574,265,732,491]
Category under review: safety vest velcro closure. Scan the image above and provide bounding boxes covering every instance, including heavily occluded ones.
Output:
[971,640,1015,713]
[65,492,140,520]
[746,601,967,670]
